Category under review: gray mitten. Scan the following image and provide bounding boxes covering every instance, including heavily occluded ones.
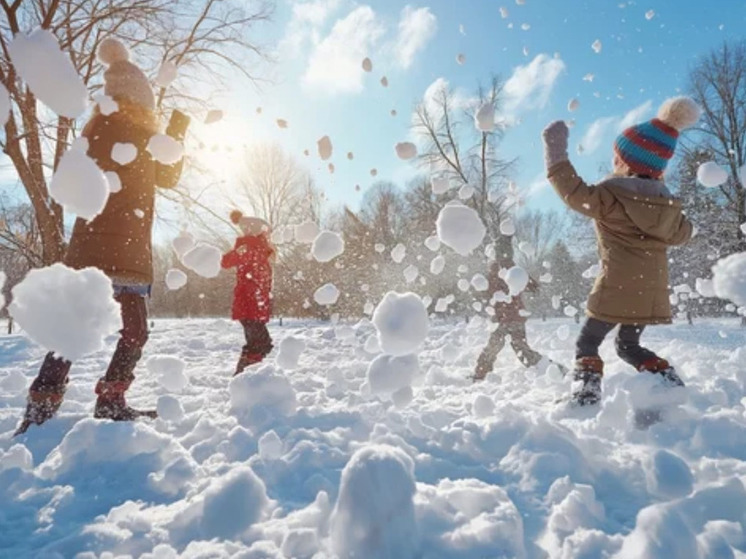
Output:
[542,120,569,169]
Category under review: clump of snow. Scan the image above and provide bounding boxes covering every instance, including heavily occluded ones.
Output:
[568,98,580,112]
[430,255,445,275]
[505,266,529,296]
[362,57,373,72]
[424,235,441,251]
[564,305,578,317]
[404,265,419,283]
[459,184,475,199]
[695,277,716,298]
[295,221,320,244]
[165,269,187,290]
[277,119,288,128]
[0,444,33,473]
[157,395,185,423]
[276,336,305,370]
[105,171,122,193]
[147,134,184,165]
[381,76,389,87]
[582,263,601,279]
[330,445,418,558]
[50,141,109,221]
[472,394,495,418]
[0,83,10,126]
[8,29,87,118]
[230,365,297,428]
[258,430,283,460]
[591,39,602,53]
[111,142,137,165]
[471,273,489,291]
[475,102,495,132]
[311,231,345,263]
[645,9,655,20]
[367,353,419,396]
[204,109,223,124]
[391,243,406,263]
[431,175,451,195]
[500,217,516,236]
[372,291,429,356]
[155,61,178,88]
[500,6,509,18]
[583,73,595,82]
[94,93,118,116]
[697,162,729,188]
[172,231,195,258]
[148,355,188,393]
[0,271,5,310]
[314,283,340,305]
[436,204,487,256]
[317,136,333,160]
[181,243,221,278]
[395,142,418,160]
[9,264,121,361]
[712,252,746,306]
[456,53,466,65]
[457,278,470,292]
[644,450,693,499]
[370,168,378,176]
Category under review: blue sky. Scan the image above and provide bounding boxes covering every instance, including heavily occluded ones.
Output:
[198,0,746,217]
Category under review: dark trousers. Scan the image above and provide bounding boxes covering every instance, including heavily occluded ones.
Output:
[576,317,657,369]
[476,321,543,378]
[240,319,273,358]
[30,293,148,393]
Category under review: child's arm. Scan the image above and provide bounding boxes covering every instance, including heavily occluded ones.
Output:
[543,121,614,220]
[668,213,694,246]
[221,244,240,269]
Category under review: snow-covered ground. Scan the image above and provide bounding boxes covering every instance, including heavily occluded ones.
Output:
[1,317,745,558]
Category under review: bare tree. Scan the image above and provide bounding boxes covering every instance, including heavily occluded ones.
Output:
[0,0,273,266]
[687,41,746,250]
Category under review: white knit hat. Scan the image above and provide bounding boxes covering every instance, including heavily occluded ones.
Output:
[98,38,155,110]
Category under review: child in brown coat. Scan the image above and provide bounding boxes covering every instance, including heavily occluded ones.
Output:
[543,97,697,406]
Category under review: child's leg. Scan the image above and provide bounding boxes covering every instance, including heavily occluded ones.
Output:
[236,320,273,374]
[576,318,616,358]
[15,353,72,434]
[614,325,658,369]
[474,324,507,380]
[508,322,543,368]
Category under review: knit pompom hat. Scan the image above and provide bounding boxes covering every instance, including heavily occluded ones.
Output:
[231,210,270,236]
[98,38,155,111]
[614,97,701,179]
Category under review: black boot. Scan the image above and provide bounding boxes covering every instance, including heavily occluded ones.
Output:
[93,379,157,421]
[571,356,604,406]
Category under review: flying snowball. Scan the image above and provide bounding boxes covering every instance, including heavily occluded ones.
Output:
[391,244,406,264]
[147,134,184,165]
[111,142,137,165]
[712,252,746,306]
[362,57,373,72]
[105,171,122,193]
[568,98,580,112]
[504,266,529,296]
[424,235,440,251]
[436,204,486,256]
[204,109,223,124]
[276,119,288,128]
[314,283,340,306]
[430,255,445,275]
[295,221,320,244]
[645,10,655,20]
[395,142,417,160]
[381,76,388,87]
[500,217,516,236]
[456,53,466,65]
[172,231,195,258]
[155,61,178,88]
[475,102,495,132]
[181,243,221,278]
[312,231,345,263]
[500,6,509,18]
[592,40,602,54]
[276,336,305,369]
[318,135,333,160]
[165,269,187,290]
[50,146,109,220]
[697,162,729,188]
[372,292,429,356]
[431,175,451,195]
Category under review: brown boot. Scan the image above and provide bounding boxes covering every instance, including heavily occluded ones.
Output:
[571,356,604,406]
[93,379,157,421]
[14,386,66,436]
[638,357,684,387]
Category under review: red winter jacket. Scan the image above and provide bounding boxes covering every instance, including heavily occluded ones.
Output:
[221,234,275,322]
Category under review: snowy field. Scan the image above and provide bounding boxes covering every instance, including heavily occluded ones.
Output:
[1,316,746,558]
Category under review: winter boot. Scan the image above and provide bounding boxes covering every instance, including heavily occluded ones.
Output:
[14,385,67,436]
[638,357,684,387]
[571,356,604,406]
[235,353,264,376]
[93,379,157,421]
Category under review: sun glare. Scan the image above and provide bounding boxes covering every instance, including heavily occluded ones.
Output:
[188,115,248,185]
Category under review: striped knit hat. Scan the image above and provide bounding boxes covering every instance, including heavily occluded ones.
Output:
[614,97,701,179]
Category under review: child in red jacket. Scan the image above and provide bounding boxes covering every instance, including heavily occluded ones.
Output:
[222,211,275,375]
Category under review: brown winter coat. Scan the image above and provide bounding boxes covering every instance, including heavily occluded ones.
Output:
[65,102,183,285]
[548,160,692,325]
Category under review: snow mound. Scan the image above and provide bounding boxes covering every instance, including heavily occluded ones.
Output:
[230,365,297,428]
[50,142,109,220]
[8,29,87,118]
[165,269,187,290]
[147,134,184,165]
[475,102,496,132]
[148,355,188,393]
[367,353,420,396]
[181,243,221,278]
[395,142,418,160]
[317,136,333,160]
[436,204,486,256]
[172,231,195,258]
[314,283,339,306]
[697,162,729,188]
[111,142,137,165]
[276,336,305,369]
[505,266,529,296]
[0,444,33,473]
[155,61,178,88]
[330,445,418,559]
[372,292,429,356]
[311,231,345,262]
[712,252,746,306]
[644,450,693,500]
[9,264,121,361]
[295,221,320,244]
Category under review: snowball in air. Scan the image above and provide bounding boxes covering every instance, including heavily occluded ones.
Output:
[395,142,417,160]
[112,143,137,165]
[568,98,580,112]
[712,252,746,306]
[372,292,429,356]
[431,176,450,195]
[504,266,529,296]
[318,136,333,160]
[155,61,178,88]
[50,146,110,220]
[697,162,729,188]
[181,243,221,278]
[391,244,406,264]
[295,221,320,244]
[475,102,495,132]
[362,58,373,72]
[592,40,602,53]
[436,204,486,256]
[204,110,223,124]
[312,231,345,262]
[165,269,187,290]
[172,231,195,258]
[314,283,340,305]
[456,53,466,65]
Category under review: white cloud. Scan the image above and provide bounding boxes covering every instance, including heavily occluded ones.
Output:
[578,100,653,156]
[393,6,437,69]
[279,0,345,58]
[302,6,385,94]
[503,54,566,115]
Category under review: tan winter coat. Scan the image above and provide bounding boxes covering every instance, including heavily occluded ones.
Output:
[548,160,692,325]
[65,102,183,285]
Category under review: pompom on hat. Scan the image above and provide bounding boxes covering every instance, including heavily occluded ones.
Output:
[614,96,701,179]
[98,38,155,110]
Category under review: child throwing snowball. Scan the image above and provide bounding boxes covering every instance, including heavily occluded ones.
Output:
[222,211,276,375]
[15,38,186,435]
[543,97,697,406]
